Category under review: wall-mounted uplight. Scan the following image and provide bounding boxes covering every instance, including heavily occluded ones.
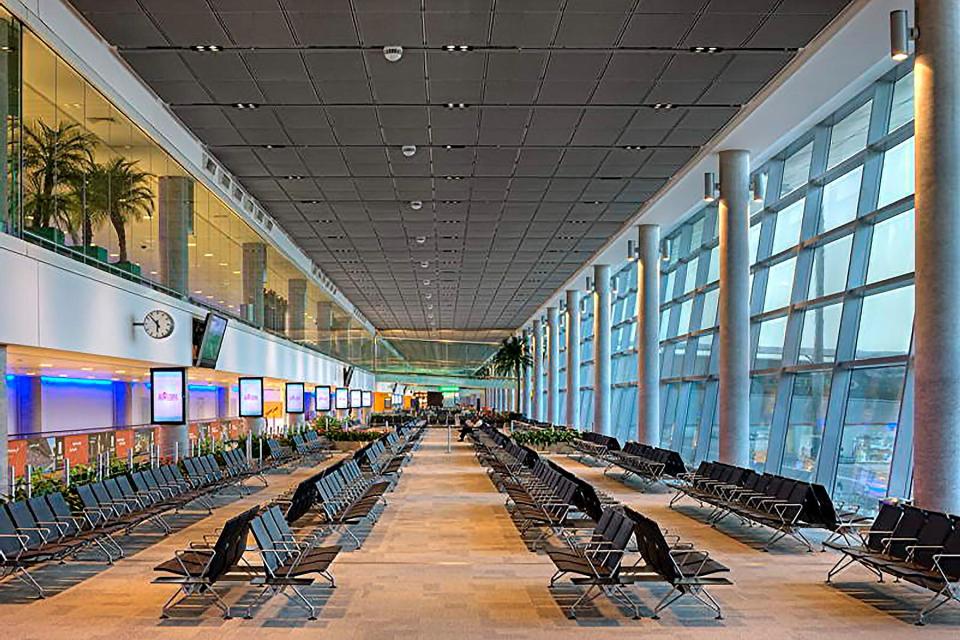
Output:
[585,276,594,292]
[627,239,638,262]
[889,10,916,61]
[751,172,768,203]
[703,172,719,202]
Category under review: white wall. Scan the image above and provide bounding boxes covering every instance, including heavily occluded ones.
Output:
[0,233,376,391]
[41,382,114,431]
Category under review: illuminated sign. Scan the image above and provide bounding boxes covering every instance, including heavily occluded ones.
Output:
[151,368,186,424]
[286,382,305,414]
[238,377,264,418]
[315,385,331,412]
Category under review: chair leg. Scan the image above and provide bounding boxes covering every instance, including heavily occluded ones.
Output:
[652,586,684,619]
[14,566,45,599]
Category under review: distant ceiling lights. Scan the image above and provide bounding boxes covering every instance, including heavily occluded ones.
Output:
[234,103,258,109]
[690,46,722,54]
[423,279,431,286]
[703,172,719,202]
[409,200,423,210]
[445,103,469,109]
[415,236,427,244]
[652,103,675,110]
[191,45,222,52]
[401,144,417,157]
[420,261,430,268]
[383,45,404,63]
[425,293,433,299]
[442,144,465,149]
[263,144,286,149]
[442,45,472,52]
[889,10,916,61]
[444,176,463,180]
[622,145,645,150]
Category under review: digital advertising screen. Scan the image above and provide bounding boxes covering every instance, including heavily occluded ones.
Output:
[238,377,264,418]
[315,385,331,412]
[349,389,362,409]
[361,390,372,408]
[335,387,349,410]
[285,382,305,414]
[194,312,228,368]
[150,368,186,424]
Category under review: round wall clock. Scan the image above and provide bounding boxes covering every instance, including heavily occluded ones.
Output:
[140,309,175,339]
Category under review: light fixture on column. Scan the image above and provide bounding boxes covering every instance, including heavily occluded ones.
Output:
[585,276,594,292]
[751,172,768,203]
[889,10,916,61]
[626,239,639,262]
[703,172,719,202]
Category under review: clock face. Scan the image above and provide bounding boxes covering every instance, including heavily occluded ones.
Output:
[143,310,175,339]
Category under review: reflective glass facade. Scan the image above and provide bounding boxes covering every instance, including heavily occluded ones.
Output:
[560,63,915,513]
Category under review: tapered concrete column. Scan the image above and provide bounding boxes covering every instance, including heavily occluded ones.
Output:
[637,225,661,445]
[718,150,751,467]
[158,176,193,295]
[288,279,308,341]
[565,289,582,429]
[532,319,543,421]
[546,306,560,424]
[593,264,612,435]
[242,243,267,328]
[522,330,533,418]
[915,1,960,513]
[0,346,8,494]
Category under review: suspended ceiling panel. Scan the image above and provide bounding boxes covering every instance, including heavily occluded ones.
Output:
[67,0,853,337]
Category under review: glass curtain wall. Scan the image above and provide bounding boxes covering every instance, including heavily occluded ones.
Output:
[648,63,915,512]
[1,13,374,367]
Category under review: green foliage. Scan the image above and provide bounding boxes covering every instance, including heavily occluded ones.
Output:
[23,120,96,234]
[490,335,532,407]
[77,157,154,262]
[513,427,576,449]
[312,416,385,442]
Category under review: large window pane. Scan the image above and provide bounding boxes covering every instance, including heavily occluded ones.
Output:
[888,71,914,133]
[680,383,705,462]
[827,100,872,169]
[663,269,676,302]
[798,303,842,365]
[781,371,832,481]
[701,288,719,329]
[749,223,761,263]
[808,235,853,299]
[820,167,862,232]
[676,299,692,336]
[771,198,805,254]
[877,137,915,208]
[856,286,914,358]
[764,257,796,312]
[661,383,682,448]
[693,334,713,376]
[867,209,915,283]
[781,141,813,196]
[749,375,778,471]
[834,366,906,514]
[684,256,699,293]
[707,245,719,283]
[756,316,788,370]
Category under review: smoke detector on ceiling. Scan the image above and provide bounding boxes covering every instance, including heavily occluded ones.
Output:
[383,45,403,63]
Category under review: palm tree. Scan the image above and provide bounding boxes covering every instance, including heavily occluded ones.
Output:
[490,335,532,411]
[22,121,96,233]
[81,157,154,263]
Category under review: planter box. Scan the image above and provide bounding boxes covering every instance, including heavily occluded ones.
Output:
[114,260,142,277]
[333,441,365,452]
[32,226,65,245]
[80,244,108,263]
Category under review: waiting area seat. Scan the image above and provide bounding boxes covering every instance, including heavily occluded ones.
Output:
[825,501,960,625]
[568,431,620,464]
[604,441,688,489]
[669,460,868,551]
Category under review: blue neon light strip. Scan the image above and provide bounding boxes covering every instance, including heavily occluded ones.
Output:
[188,384,220,392]
[41,376,113,386]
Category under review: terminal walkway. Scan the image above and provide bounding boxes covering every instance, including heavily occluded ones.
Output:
[0,429,957,638]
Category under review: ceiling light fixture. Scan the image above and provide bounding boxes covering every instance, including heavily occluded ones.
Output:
[415,236,427,244]
[444,102,469,109]
[401,144,417,157]
[751,173,768,203]
[423,280,431,286]
[690,46,722,54]
[652,103,675,110]
[442,44,472,52]
[234,103,258,109]
[420,261,430,268]
[191,45,222,52]
[889,10,916,61]
[444,176,463,180]
[287,175,304,180]
[409,200,423,210]
[622,145,646,150]
[383,45,404,63]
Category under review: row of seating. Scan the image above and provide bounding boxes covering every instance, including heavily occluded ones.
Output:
[152,424,424,619]
[292,431,335,459]
[671,460,867,552]
[473,427,732,621]
[603,441,687,489]
[569,431,620,463]
[0,450,257,598]
[826,501,960,625]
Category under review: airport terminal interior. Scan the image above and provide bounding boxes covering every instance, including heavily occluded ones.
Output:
[0,0,959,637]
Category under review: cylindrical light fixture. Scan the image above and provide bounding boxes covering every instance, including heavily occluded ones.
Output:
[751,172,768,203]
[585,276,594,292]
[890,10,912,61]
[627,239,636,261]
[703,172,718,202]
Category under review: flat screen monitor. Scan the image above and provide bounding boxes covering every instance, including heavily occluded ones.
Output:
[315,385,331,412]
[335,387,349,410]
[285,382,305,414]
[350,389,362,409]
[151,368,186,424]
[194,312,228,368]
[238,377,264,417]
[361,390,372,408]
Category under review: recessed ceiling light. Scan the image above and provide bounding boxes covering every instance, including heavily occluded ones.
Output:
[652,103,675,110]
[444,176,463,180]
[415,236,427,244]
[425,293,433,299]
[622,145,646,150]
[423,280,431,285]
[234,103,258,109]
[442,45,472,52]
[690,46,721,54]
[420,261,430,268]
[191,45,222,52]
[286,175,304,180]
[444,103,469,109]
[39,363,52,368]
[409,200,423,210]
